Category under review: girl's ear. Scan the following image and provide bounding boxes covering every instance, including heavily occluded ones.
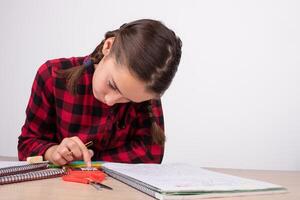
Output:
[102,37,115,56]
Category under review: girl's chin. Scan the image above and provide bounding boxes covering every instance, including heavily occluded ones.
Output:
[98,96,113,106]
[96,97,112,106]
[98,97,107,105]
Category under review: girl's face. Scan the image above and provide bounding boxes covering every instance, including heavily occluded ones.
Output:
[92,38,156,106]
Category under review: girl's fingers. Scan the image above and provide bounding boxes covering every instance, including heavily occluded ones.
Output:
[51,148,68,166]
[53,138,77,164]
[55,144,74,162]
[70,136,92,167]
[49,137,92,166]
[88,149,94,158]
[64,139,82,159]
[60,146,75,162]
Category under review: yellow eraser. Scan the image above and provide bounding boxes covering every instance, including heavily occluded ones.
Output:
[26,156,43,164]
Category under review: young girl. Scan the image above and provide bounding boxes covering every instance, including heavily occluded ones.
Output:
[18,19,182,167]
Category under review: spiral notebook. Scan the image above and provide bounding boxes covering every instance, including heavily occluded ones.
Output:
[102,162,287,200]
[0,161,66,185]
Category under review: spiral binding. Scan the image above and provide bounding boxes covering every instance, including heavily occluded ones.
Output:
[0,163,48,176]
[0,168,66,185]
[0,163,66,185]
[102,167,160,198]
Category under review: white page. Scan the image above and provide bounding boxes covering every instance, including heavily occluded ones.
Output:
[103,163,284,192]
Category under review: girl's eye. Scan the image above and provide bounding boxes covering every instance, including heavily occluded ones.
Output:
[108,80,117,91]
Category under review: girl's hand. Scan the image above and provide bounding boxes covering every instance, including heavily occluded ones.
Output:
[44,136,93,167]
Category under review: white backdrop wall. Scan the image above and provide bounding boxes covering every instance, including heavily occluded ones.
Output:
[0,0,299,170]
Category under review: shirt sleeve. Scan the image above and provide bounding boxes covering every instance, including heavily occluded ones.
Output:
[100,100,165,164]
[18,61,58,160]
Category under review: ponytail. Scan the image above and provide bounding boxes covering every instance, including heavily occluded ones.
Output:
[147,101,166,145]
[56,65,86,95]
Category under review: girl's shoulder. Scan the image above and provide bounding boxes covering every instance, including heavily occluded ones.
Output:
[44,56,86,70]
[36,56,87,79]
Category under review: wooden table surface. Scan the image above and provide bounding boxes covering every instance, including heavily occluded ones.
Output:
[0,156,299,200]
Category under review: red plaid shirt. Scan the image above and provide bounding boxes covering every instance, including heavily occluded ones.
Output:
[18,56,164,163]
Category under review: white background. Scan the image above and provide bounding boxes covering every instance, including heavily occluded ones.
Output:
[0,0,299,170]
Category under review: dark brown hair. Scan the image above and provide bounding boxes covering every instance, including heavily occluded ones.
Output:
[57,19,182,145]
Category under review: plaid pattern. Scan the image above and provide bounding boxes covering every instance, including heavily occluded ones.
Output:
[18,56,164,163]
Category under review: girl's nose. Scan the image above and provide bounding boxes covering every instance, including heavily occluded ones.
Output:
[104,93,123,106]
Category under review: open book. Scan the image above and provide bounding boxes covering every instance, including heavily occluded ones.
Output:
[102,162,287,200]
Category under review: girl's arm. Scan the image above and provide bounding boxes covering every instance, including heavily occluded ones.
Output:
[18,62,58,160]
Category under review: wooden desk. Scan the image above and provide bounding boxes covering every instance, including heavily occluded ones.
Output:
[0,157,299,200]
